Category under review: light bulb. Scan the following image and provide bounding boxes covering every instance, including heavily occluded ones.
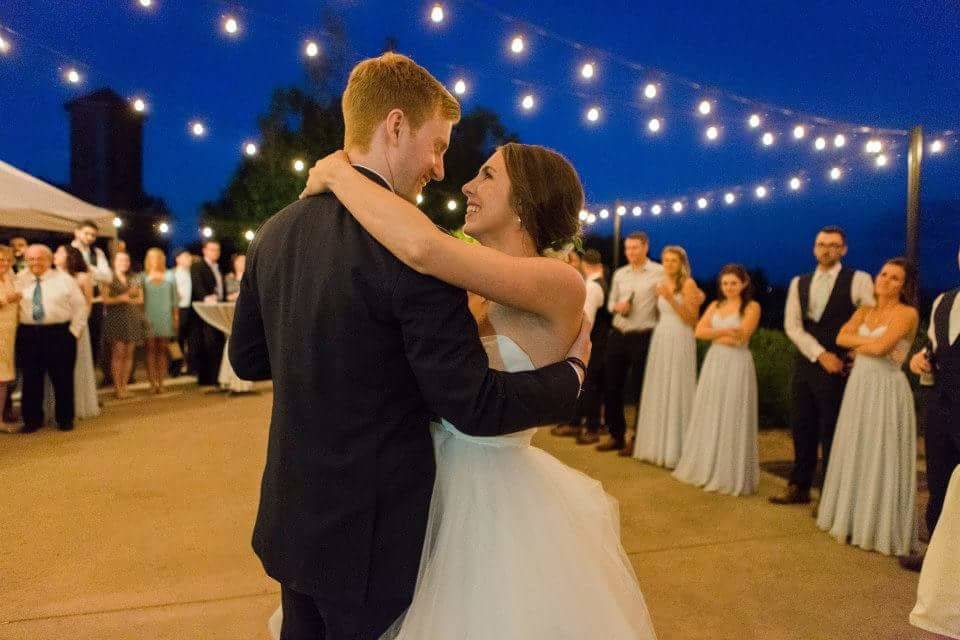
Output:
[865,139,882,154]
[755,185,768,199]
[762,132,775,146]
[724,192,736,205]
[651,204,662,215]
[244,229,255,241]
[599,209,609,219]
[521,94,535,110]
[833,134,846,148]
[293,159,305,172]
[697,197,708,210]
[305,41,320,58]
[510,36,524,54]
[672,201,683,213]
[586,107,600,122]
[616,205,626,216]
[789,177,802,191]
[158,222,170,234]
[697,100,712,116]
[632,206,642,216]
[792,125,806,139]
[190,121,206,137]
[223,16,239,35]
[132,98,146,113]
[416,194,424,205]
[587,213,597,224]
[814,137,827,151]
[113,217,123,228]
[202,226,213,238]
[643,83,658,99]
[243,142,258,157]
[748,114,761,128]
[66,68,81,84]
[829,166,842,181]
[447,199,458,211]
[647,117,662,133]
[453,79,466,95]
[578,210,588,221]
[930,139,944,154]
[430,4,444,23]
[875,154,888,167]
[580,63,595,79]
[705,125,719,141]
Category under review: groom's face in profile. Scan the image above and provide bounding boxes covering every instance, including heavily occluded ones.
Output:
[393,113,453,202]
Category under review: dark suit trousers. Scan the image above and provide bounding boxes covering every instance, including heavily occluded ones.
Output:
[924,393,960,537]
[17,323,77,429]
[280,585,408,640]
[188,314,224,386]
[575,337,607,430]
[87,302,103,369]
[603,329,652,444]
[789,359,847,490]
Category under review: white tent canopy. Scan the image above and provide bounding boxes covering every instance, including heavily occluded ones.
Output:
[0,159,117,238]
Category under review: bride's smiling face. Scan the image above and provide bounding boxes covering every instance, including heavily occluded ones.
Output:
[461,150,517,241]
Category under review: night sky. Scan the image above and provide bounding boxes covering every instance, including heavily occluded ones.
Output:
[2,1,958,290]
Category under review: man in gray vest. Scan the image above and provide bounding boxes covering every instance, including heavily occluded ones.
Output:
[772,226,874,506]
[900,245,960,571]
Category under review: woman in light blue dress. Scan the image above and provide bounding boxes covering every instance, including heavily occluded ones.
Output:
[633,246,703,468]
[143,248,179,394]
[673,264,761,496]
[816,257,919,556]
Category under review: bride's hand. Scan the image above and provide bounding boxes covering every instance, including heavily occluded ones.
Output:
[299,150,351,199]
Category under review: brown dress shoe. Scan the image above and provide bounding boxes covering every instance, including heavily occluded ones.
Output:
[576,429,600,445]
[618,436,635,457]
[768,485,811,505]
[811,497,820,519]
[550,424,581,437]
[596,437,625,452]
[897,553,924,573]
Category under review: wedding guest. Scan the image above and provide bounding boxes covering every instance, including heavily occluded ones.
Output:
[598,232,663,454]
[900,246,960,571]
[143,248,179,394]
[10,237,28,274]
[0,246,21,433]
[816,258,919,556]
[43,246,99,422]
[225,253,245,302]
[168,249,193,376]
[673,264,760,496]
[771,226,875,506]
[633,246,702,468]
[71,219,112,370]
[189,240,226,387]
[102,252,144,400]
[15,245,88,433]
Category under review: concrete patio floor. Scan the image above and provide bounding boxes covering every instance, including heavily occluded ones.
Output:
[0,386,937,639]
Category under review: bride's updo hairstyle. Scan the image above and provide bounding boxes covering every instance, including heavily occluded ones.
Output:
[500,143,584,255]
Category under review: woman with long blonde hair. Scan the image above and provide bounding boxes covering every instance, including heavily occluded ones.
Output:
[142,248,179,394]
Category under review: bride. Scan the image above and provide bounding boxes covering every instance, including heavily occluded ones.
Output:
[270,143,657,639]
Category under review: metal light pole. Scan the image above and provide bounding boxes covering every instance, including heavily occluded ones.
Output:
[906,125,923,271]
[612,205,623,268]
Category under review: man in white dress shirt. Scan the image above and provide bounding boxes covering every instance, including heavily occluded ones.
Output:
[598,232,664,453]
[900,246,960,572]
[771,226,875,505]
[71,219,112,371]
[168,249,194,376]
[15,245,88,433]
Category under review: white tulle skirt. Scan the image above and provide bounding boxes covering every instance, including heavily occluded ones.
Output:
[270,422,657,640]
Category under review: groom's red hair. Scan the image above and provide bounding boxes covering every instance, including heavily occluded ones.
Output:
[342,53,461,153]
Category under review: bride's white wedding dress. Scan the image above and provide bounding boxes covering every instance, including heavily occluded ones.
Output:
[270,334,657,639]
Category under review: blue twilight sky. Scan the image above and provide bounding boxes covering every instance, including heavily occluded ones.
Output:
[1,1,958,289]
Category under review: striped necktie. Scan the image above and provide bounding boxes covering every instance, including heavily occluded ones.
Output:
[32,277,45,322]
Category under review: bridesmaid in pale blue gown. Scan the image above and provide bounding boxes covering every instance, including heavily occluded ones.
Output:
[816,257,919,556]
[633,246,703,468]
[673,264,761,496]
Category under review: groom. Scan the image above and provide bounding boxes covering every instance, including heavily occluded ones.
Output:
[230,52,590,640]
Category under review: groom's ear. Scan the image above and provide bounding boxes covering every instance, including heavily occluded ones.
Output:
[385,109,406,147]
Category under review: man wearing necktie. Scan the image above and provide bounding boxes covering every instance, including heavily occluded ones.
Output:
[15,245,88,432]
[71,220,113,372]
[189,240,226,387]
[772,226,875,506]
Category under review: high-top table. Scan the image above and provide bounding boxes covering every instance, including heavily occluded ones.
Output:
[191,301,253,394]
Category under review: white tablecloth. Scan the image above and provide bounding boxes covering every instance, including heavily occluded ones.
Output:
[192,302,253,393]
[911,464,960,639]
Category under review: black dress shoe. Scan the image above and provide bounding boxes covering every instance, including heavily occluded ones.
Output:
[20,424,40,434]
[550,424,581,437]
[58,423,74,432]
[576,429,600,445]
[769,485,811,505]
[595,437,625,452]
[898,553,925,573]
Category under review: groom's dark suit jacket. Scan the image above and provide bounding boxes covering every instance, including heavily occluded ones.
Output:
[230,169,580,605]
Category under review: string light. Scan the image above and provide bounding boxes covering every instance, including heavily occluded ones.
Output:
[748,114,761,129]
[113,216,123,228]
[244,229,255,241]
[829,166,842,181]
[930,139,944,154]
[651,204,663,215]
[792,125,806,140]
[510,36,524,54]
[697,100,712,116]
[875,153,888,167]
[705,125,719,141]
[430,4,445,23]
[833,134,846,148]
[814,137,827,151]
[243,142,258,157]
[578,209,588,221]
[521,94,535,110]
[223,16,240,36]
[865,139,882,154]
[632,206,642,216]
[586,107,600,123]
[647,117,662,133]
[580,63,595,79]
[724,192,736,205]
[189,121,206,137]
[65,68,82,84]
[672,201,683,213]
[789,176,802,191]
[754,185,768,199]
[447,199,458,211]
[453,79,467,95]
[131,97,147,113]
[643,83,658,100]
[761,132,775,146]
[416,194,424,205]
[696,197,708,210]
[0,34,10,54]
[158,222,170,234]
[292,158,305,173]
[616,205,626,216]
[599,208,609,219]
[138,0,153,7]
[202,226,214,238]
[587,213,597,224]
[304,41,320,58]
